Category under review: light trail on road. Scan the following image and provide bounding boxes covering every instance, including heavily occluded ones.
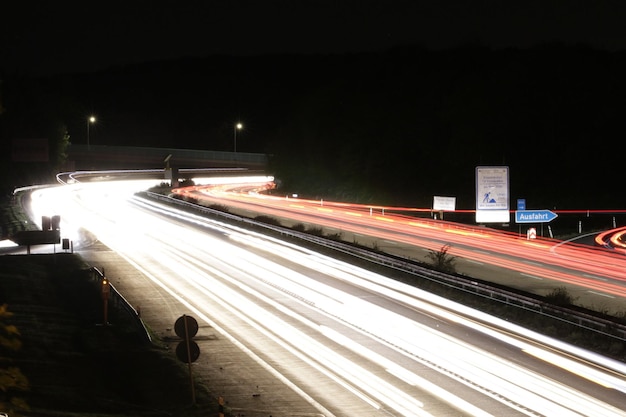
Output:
[175,181,626,303]
[24,176,626,416]
[595,226,626,254]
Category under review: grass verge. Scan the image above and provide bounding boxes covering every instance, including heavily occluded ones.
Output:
[0,254,214,417]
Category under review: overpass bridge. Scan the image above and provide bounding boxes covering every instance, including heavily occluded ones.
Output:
[67,144,268,172]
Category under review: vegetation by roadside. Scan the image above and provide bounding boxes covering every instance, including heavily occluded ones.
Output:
[0,193,38,240]
[0,254,214,417]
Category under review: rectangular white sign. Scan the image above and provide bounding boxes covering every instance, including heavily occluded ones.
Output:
[476,166,509,210]
[476,166,510,223]
[433,196,456,211]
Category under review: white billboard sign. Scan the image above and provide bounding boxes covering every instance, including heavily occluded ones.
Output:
[475,166,510,223]
[433,196,456,211]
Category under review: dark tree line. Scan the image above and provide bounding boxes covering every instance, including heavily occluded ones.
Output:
[0,75,71,194]
[268,45,626,209]
[2,44,625,209]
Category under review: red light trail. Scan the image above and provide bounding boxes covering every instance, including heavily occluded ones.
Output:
[173,181,626,301]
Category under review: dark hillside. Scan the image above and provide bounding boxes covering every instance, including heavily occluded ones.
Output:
[0,254,210,416]
[2,45,625,209]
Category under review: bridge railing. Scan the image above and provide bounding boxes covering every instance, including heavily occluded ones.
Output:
[68,144,268,170]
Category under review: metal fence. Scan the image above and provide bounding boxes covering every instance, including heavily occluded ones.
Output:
[90,266,152,343]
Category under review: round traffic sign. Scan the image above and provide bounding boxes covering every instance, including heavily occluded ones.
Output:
[174,315,199,339]
[176,340,200,363]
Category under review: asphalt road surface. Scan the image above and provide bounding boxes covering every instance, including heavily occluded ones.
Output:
[22,178,626,417]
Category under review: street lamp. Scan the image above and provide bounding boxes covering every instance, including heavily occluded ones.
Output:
[234,122,243,152]
[87,116,96,151]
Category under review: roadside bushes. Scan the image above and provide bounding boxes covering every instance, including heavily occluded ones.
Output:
[544,287,577,307]
[426,244,457,274]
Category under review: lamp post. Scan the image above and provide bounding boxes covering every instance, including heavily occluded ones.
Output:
[87,116,96,151]
[233,122,242,152]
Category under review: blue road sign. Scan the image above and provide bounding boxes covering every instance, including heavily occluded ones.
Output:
[517,199,526,211]
[515,210,558,224]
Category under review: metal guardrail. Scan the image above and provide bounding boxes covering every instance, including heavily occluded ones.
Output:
[143,191,626,343]
[90,267,152,343]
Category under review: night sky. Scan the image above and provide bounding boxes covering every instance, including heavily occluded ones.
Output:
[3,1,626,210]
[3,0,626,76]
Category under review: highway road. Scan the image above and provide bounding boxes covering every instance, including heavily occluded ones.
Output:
[24,175,626,416]
[174,180,626,314]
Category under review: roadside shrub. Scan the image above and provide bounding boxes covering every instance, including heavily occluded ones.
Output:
[306,227,324,236]
[426,244,457,273]
[208,204,230,213]
[254,215,281,226]
[326,231,343,241]
[544,287,577,307]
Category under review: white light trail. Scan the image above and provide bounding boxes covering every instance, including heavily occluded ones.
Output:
[24,176,626,417]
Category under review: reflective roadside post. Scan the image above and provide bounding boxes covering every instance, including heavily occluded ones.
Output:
[175,314,199,405]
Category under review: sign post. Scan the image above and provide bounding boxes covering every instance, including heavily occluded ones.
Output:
[516,199,526,236]
[175,315,199,405]
[101,277,110,325]
[433,196,456,220]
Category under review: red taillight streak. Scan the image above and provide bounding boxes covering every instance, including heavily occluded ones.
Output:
[174,184,626,296]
